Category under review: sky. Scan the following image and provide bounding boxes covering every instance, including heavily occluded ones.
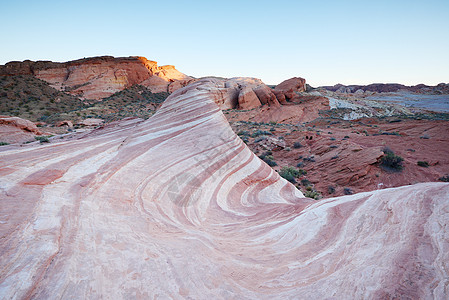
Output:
[1,0,448,86]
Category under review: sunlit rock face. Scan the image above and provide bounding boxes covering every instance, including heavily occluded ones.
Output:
[0,78,448,299]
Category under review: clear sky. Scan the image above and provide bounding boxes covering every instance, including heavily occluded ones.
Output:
[1,0,448,86]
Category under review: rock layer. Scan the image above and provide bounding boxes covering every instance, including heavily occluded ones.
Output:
[0,78,448,299]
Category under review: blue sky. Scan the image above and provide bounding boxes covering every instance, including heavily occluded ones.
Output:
[1,0,448,86]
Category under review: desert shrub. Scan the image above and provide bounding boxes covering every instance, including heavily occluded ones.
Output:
[0,142,9,146]
[237,130,250,136]
[303,157,316,163]
[303,189,321,200]
[252,130,273,138]
[417,161,429,167]
[344,187,353,195]
[279,166,306,183]
[293,142,302,148]
[300,179,311,187]
[328,185,335,194]
[254,136,268,143]
[258,151,277,167]
[380,147,404,171]
[35,136,51,143]
[438,175,449,182]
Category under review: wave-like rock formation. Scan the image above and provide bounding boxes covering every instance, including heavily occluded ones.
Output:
[0,78,448,299]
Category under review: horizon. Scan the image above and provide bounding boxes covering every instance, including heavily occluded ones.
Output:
[1,0,448,87]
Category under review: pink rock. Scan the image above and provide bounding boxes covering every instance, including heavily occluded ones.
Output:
[274,77,307,101]
[0,78,447,299]
[238,87,262,109]
[79,118,104,126]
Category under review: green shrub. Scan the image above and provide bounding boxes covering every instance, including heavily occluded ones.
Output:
[252,130,272,138]
[279,166,306,183]
[417,161,429,167]
[0,142,9,146]
[304,189,321,200]
[259,151,277,167]
[237,130,250,136]
[35,135,52,143]
[380,147,404,171]
[439,175,449,182]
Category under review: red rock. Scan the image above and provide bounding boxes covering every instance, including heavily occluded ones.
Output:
[237,87,261,109]
[0,116,42,135]
[274,77,307,102]
[0,116,42,144]
[253,85,280,107]
[56,120,73,128]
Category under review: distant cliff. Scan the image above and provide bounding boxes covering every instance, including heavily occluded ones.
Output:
[0,56,193,99]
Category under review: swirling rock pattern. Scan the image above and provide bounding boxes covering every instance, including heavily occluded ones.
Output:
[0,78,448,299]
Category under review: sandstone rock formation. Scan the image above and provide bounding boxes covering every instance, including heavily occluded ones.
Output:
[0,56,191,99]
[0,78,448,298]
[0,115,42,144]
[273,76,306,102]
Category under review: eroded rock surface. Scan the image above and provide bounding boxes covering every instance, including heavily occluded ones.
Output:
[0,78,448,299]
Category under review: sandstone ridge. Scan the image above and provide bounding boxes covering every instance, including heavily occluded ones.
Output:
[0,78,448,298]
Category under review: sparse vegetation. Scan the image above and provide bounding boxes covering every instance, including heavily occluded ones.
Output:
[293,141,302,148]
[252,130,272,138]
[258,151,277,167]
[35,135,52,143]
[417,161,429,167]
[344,187,353,195]
[279,166,306,183]
[380,147,404,171]
[303,189,321,200]
[438,175,449,182]
[0,142,9,146]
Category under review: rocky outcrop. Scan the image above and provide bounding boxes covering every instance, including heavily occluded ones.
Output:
[0,115,42,144]
[0,115,42,135]
[0,56,191,99]
[275,77,306,99]
[0,78,448,298]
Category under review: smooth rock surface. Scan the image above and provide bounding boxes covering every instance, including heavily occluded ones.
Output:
[0,78,448,299]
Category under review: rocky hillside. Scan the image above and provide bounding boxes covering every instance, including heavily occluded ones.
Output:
[0,56,193,99]
[0,74,169,123]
